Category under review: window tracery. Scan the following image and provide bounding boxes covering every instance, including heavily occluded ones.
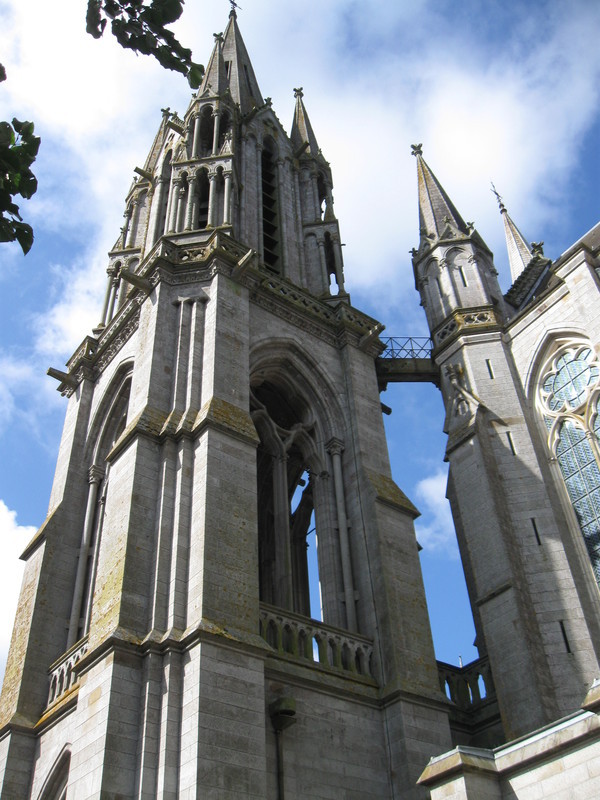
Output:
[537,343,600,585]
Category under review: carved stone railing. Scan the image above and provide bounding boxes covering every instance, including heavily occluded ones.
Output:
[437,655,496,711]
[380,336,433,359]
[47,636,89,709]
[259,603,374,680]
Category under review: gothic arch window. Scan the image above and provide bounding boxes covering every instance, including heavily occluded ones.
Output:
[196,169,210,229]
[317,172,327,220]
[67,371,132,648]
[218,109,232,151]
[37,747,70,800]
[261,136,280,271]
[250,344,356,630]
[251,379,321,618]
[198,106,214,157]
[536,342,600,586]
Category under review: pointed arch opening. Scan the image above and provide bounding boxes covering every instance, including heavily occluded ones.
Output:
[198,105,214,157]
[534,340,600,587]
[67,368,133,648]
[37,746,71,800]
[252,379,322,618]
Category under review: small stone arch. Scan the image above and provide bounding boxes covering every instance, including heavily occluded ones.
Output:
[37,745,71,800]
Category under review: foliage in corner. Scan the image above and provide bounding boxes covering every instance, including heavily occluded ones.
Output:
[0,65,41,255]
[86,0,204,88]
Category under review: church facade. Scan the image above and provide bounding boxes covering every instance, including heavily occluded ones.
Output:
[1,10,600,799]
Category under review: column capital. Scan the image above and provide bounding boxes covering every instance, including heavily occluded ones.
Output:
[326,437,344,457]
[88,464,105,484]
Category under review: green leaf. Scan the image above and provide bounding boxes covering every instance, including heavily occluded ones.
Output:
[0,121,15,148]
[13,221,34,255]
[0,64,6,83]
[187,62,204,89]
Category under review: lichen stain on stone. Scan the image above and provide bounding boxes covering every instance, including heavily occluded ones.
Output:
[193,397,260,442]
[366,469,420,518]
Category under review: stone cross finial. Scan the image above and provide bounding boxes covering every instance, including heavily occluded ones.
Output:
[491,182,506,213]
[213,32,224,45]
[531,241,545,257]
[411,143,423,157]
[294,87,304,99]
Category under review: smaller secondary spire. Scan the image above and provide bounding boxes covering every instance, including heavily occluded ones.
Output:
[412,145,470,244]
[291,88,320,157]
[491,183,533,283]
[197,30,228,96]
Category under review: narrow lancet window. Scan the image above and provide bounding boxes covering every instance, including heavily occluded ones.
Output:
[262,138,280,271]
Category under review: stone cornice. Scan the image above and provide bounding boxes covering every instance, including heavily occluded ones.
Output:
[57,232,385,395]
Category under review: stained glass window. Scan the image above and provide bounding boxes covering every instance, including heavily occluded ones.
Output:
[539,344,600,586]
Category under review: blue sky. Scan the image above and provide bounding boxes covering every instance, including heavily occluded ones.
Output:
[0,0,599,682]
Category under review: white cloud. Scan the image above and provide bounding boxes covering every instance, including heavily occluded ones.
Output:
[0,501,36,687]
[414,468,458,557]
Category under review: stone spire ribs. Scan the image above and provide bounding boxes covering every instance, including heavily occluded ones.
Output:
[491,184,533,283]
[218,7,263,114]
[413,143,471,247]
[291,87,320,158]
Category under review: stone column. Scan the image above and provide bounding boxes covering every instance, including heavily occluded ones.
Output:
[121,204,133,248]
[106,270,120,322]
[99,267,115,327]
[273,453,293,610]
[326,438,357,630]
[223,171,232,225]
[67,465,105,648]
[192,112,202,158]
[175,183,186,233]
[207,172,218,228]
[166,177,181,233]
[333,235,346,293]
[212,109,221,155]
[150,176,166,244]
[125,197,139,248]
[185,174,198,230]
[317,238,329,292]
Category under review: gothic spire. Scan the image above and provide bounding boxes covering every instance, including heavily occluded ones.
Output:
[290,88,320,157]
[197,30,228,97]
[412,144,470,244]
[220,7,263,114]
[491,185,533,283]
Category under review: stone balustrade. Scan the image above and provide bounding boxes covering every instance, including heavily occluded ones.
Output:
[259,603,374,679]
[437,655,495,710]
[47,636,89,709]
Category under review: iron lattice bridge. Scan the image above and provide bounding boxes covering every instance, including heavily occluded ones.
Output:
[379,337,433,359]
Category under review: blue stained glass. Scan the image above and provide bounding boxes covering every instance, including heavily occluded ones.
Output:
[556,419,600,584]
[543,348,598,412]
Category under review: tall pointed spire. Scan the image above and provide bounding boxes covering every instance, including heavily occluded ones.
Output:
[491,185,533,283]
[412,144,470,244]
[221,7,263,114]
[290,88,320,156]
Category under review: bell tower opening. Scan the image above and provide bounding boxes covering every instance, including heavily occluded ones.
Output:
[251,380,322,620]
[261,137,280,271]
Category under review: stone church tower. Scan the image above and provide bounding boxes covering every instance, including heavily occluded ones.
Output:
[411,149,600,797]
[0,12,453,799]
